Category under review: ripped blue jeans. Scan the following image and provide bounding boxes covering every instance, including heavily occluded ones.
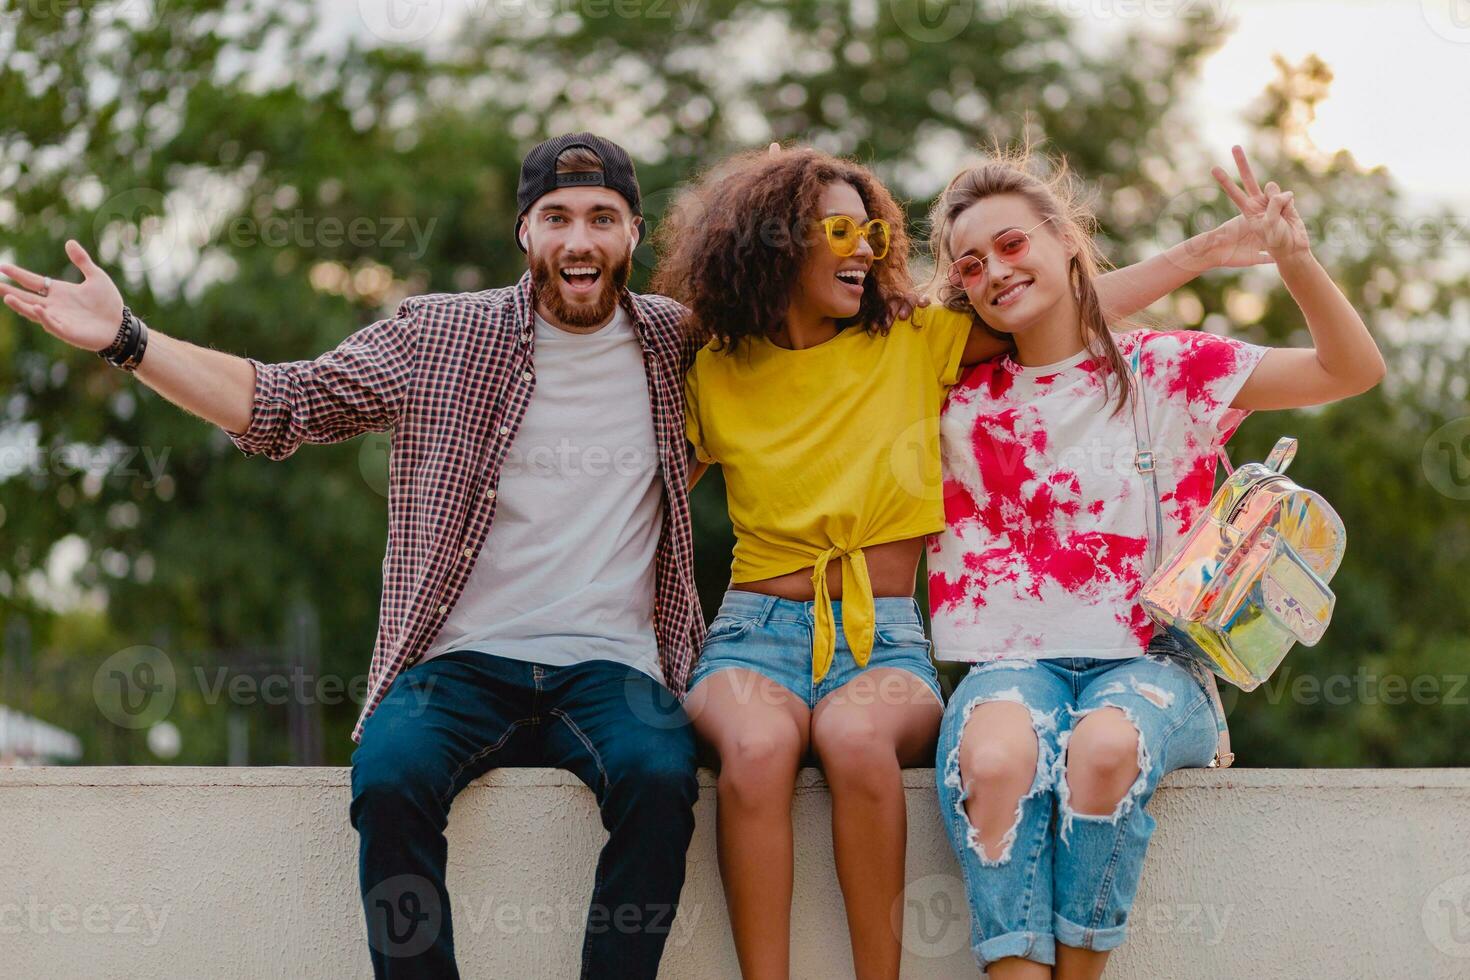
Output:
[934,639,1221,969]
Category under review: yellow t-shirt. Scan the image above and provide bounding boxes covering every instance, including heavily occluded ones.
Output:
[684,304,976,684]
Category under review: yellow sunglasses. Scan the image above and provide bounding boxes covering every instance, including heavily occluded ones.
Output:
[816,215,891,260]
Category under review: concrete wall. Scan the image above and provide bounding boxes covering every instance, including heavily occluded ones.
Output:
[1,766,1467,978]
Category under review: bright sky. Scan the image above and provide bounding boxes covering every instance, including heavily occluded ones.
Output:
[318,0,1470,209]
[1188,0,1470,210]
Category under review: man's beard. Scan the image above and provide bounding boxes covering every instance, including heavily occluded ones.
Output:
[530,248,632,328]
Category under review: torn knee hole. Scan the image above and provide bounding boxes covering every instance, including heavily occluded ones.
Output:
[1059,706,1147,822]
[946,695,1055,866]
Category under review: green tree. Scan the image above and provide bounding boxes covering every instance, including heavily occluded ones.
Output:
[3,3,1464,766]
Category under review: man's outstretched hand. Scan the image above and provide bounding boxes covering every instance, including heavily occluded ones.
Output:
[1,239,125,352]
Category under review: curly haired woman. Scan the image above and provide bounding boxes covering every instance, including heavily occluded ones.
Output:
[651,145,1266,979]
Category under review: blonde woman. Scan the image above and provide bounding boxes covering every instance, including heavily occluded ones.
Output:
[928,145,1383,978]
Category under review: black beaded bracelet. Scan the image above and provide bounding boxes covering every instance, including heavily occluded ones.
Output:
[98,306,149,372]
[98,311,132,360]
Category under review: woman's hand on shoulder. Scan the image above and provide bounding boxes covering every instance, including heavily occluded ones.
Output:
[887,289,931,326]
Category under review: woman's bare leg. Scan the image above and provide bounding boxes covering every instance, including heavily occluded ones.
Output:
[1055,945,1109,980]
[686,668,811,980]
[810,668,943,980]
[990,959,1054,980]
[957,699,1054,980]
[1053,707,1140,980]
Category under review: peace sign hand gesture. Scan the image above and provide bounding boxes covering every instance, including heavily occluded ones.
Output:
[1210,145,1311,265]
[0,239,125,352]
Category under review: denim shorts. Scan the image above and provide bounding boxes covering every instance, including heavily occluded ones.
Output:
[686,589,943,710]
[934,636,1220,969]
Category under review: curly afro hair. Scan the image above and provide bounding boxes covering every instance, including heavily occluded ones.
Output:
[650,146,913,352]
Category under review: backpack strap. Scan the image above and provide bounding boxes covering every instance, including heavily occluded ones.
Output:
[1126,345,1164,574]
[1125,341,1234,769]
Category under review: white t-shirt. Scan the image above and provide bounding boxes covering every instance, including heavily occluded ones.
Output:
[422,304,665,681]
[928,328,1269,662]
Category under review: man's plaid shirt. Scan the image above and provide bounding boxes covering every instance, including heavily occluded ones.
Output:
[227,271,705,744]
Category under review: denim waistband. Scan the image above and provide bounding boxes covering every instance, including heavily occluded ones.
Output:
[716,589,923,628]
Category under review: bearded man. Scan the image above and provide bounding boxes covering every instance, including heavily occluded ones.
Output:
[1,133,703,979]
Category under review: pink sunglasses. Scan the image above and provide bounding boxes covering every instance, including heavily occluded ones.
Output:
[947,216,1053,289]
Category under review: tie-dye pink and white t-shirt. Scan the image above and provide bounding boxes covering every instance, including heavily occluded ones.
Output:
[928,328,1269,662]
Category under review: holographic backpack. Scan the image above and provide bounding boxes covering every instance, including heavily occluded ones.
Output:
[1125,348,1347,767]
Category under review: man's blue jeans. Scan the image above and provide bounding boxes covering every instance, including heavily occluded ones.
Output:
[349,650,699,979]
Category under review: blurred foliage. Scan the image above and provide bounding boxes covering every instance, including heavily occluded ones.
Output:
[1,1,1466,766]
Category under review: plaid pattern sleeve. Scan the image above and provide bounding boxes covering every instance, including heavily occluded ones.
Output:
[627,292,707,705]
[675,304,705,377]
[227,304,419,461]
[224,273,704,745]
